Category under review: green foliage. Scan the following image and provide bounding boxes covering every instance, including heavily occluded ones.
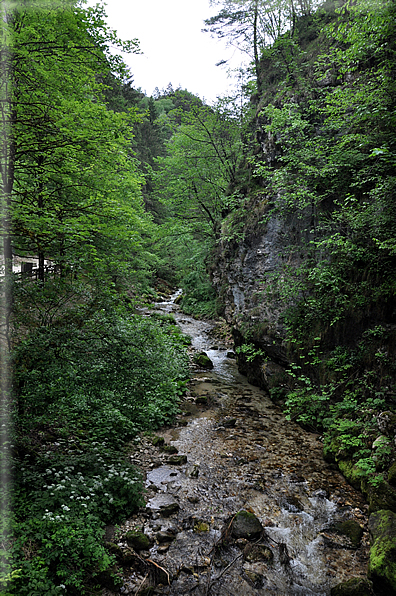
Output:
[0,3,192,593]
[235,343,267,362]
[4,307,188,594]
[247,0,396,489]
[154,96,243,241]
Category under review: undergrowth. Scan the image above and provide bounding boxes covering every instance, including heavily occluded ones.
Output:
[1,306,189,595]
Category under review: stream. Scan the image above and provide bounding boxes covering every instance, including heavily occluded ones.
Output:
[113,291,369,595]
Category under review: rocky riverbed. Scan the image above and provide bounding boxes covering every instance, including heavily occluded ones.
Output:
[103,294,370,595]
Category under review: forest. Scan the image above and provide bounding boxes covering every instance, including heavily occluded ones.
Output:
[0,0,395,594]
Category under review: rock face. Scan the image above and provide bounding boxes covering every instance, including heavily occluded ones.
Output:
[368,509,396,595]
[211,202,313,391]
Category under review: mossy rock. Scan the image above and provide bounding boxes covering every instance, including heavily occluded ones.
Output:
[156,530,176,544]
[330,577,373,596]
[167,454,187,465]
[223,417,237,428]
[193,352,214,369]
[365,479,396,514]
[159,502,180,517]
[124,530,151,551]
[332,520,363,548]
[104,541,124,562]
[161,444,178,454]
[388,463,396,487]
[194,521,210,533]
[337,459,363,491]
[232,510,263,540]
[244,569,263,588]
[151,435,165,447]
[195,395,209,404]
[368,509,396,595]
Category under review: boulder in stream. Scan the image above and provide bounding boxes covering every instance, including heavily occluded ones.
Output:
[147,494,180,517]
[151,435,165,447]
[193,352,214,369]
[232,510,264,540]
[124,530,152,551]
[161,444,178,454]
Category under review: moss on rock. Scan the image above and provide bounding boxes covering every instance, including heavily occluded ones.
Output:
[167,454,187,465]
[232,510,263,540]
[161,444,178,454]
[337,459,363,491]
[332,520,364,548]
[364,479,396,514]
[124,530,151,551]
[151,435,165,447]
[193,352,214,369]
[330,577,373,596]
[368,509,396,595]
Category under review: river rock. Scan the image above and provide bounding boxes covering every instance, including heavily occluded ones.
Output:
[222,417,237,428]
[330,577,374,596]
[187,464,199,478]
[161,444,178,454]
[332,520,364,548]
[105,546,144,569]
[195,395,208,404]
[232,510,264,540]
[244,544,273,563]
[167,454,187,465]
[167,455,187,466]
[147,494,180,517]
[156,530,176,544]
[368,509,396,595]
[193,352,214,369]
[243,562,266,588]
[124,530,152,551]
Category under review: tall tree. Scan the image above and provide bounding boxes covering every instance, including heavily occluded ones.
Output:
[203,0,316,92]
[0,0,143,292]
[155,97,242,241]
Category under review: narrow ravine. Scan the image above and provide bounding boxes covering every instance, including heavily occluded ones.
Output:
[111,292,370,595]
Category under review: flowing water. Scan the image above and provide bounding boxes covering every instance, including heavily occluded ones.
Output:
[116,291,369,595]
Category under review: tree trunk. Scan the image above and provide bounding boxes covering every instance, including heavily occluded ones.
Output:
[253,0,261,95]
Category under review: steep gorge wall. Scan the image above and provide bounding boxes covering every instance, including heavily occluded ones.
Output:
[212,200,312,389]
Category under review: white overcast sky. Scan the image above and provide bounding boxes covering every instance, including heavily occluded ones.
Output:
[93,0,246,103]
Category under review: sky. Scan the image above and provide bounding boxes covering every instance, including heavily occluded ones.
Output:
[95,0,247,103]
